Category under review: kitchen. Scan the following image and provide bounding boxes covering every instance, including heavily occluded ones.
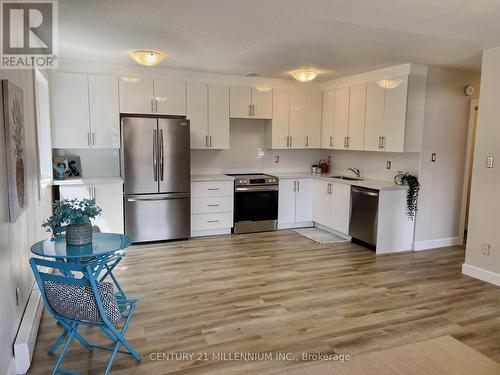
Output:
[6,2,500,374]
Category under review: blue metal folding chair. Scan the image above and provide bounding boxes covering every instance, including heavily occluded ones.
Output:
[30,257,141,375]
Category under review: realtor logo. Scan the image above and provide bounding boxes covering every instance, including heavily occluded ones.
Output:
[1,0,58,68]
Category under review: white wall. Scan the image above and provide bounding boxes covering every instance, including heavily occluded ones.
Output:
[0,69,52,374]
[191,119,328,174]
[464,47,500,283]
[328,150,420,181]
[414,66,480,248]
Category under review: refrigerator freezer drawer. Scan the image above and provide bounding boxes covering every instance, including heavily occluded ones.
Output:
[125,194,190,242]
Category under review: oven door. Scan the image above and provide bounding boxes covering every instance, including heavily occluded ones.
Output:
[234,185,278,223]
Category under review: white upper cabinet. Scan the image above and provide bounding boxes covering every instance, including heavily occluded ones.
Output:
[119,77,186,115]
[364,80,386,151]
[52,72,120,149]
[52,72,90,148]
[289,90,307,149]
[187,82,209,149]
[88,75,120,149]
[119,76,154,114]
[230,86,272,119]
[347,82,366,151]
[266,88,290,149]
[333,87,350,149]
[383,75,408,152]
[208,83,230,150]
[251,88,273,119]
[154,79,186,116]
[305,90,322,148]
[321,90,335,149]
[229,86,252,118]
[187,82,229,150]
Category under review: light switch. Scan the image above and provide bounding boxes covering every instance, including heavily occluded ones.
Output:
[431,153,436,162]
[486,156,494,168]
[386,161,391,169]
[274,156,279,163]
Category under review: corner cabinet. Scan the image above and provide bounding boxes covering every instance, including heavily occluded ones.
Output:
[119,77,186,115]
[188,82,230,150]
[51,72,120,149]
[278,178,313,229]
[58,181,124,234]
[229,86,272,119]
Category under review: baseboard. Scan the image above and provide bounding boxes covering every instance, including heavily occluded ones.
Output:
[14,288,44,374]
[278,222,313,230]
[462,263,500,287]
[413,236,460,251]
[191,228,231,238]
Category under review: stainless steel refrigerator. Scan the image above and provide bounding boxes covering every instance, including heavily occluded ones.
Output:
[121,116,190,242]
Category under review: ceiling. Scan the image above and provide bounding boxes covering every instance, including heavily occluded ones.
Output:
[58,0,500,81]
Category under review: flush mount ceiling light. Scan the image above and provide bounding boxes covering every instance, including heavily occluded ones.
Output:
[376,79,402,89]
[291,70,318,82]
[129,50,166,66]
[255,86,272,92]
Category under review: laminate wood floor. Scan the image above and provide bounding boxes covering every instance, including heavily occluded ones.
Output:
[29,230,500,374]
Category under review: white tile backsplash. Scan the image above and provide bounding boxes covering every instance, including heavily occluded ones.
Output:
[329,150,420,181]
[191,119,328,174]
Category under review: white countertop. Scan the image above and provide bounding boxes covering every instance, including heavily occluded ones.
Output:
[52,176,123,186]
[191,174,235,182]
[269,172,407,191]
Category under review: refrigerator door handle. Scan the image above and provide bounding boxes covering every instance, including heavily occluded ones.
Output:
[126,193,189,202]
[159,129,164,181]
[153,129,158,181]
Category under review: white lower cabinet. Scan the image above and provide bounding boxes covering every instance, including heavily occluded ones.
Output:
[278,178,313,229]
[58,182,124,234]
[191,180,234,237]
[312,179,351,235]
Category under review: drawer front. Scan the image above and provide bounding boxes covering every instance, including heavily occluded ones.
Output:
[191,196,233,214]
[191,181,233,197]
[191,212,233,231]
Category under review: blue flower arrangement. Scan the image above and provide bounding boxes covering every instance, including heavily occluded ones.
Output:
[42,198,102,233]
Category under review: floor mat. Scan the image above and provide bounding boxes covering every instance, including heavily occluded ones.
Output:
[293,227,350,244]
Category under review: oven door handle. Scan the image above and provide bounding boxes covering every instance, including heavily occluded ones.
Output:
[235,185,279,192]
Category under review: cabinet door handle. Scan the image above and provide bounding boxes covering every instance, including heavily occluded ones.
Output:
[347,136,350,148]
[87,132,91,146]
[290,136,292,148]
[293,180,297,192]
[249,104,252,117]
[207,188,219,191]
[205,135,208,147]
[93,186,96,199]
[297,180,300,191]
[92,132,96,146]
[207,220,219,223]
[330,136,333,147]
[382,136,385,149]
[286,136,289,148]
[378,136,382,149]
[252,104,255,116]
[207,204,219,207]
[88,186,92,197]
[210,135,212,148]
[306,136,309,147]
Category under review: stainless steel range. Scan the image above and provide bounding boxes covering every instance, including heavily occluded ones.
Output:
[226,174,279,234]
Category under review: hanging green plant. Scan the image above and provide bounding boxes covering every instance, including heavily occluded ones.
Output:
[394,172,420,220]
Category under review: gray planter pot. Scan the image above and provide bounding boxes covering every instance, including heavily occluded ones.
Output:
[66,223,93,245]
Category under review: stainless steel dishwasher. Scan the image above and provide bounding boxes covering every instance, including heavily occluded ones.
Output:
[349,186,379,247]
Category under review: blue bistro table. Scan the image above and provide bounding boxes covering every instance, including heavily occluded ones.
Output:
[30,233,133,299]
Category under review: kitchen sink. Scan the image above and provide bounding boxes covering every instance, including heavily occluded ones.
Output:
[329,175,364,181]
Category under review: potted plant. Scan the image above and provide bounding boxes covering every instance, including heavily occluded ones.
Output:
[42,198,102,245]
[394,172,420,220]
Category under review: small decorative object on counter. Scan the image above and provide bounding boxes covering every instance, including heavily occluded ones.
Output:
[311,165,321,174]
[394,172,420,220]
[53,162,66,180]
[42,198,102,245]
[319,159,329,174]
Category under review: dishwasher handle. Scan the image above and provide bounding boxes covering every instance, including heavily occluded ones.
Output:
[351,187,379,197]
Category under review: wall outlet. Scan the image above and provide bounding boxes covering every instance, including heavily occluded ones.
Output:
[274,155,279,163]
[486,156,494,168]
[482,243,491,256]
[327,155,332,164]
[386,161,391,169]
[431,153,437,162]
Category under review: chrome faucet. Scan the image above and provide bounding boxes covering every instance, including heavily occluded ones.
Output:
[348,168,361,178]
